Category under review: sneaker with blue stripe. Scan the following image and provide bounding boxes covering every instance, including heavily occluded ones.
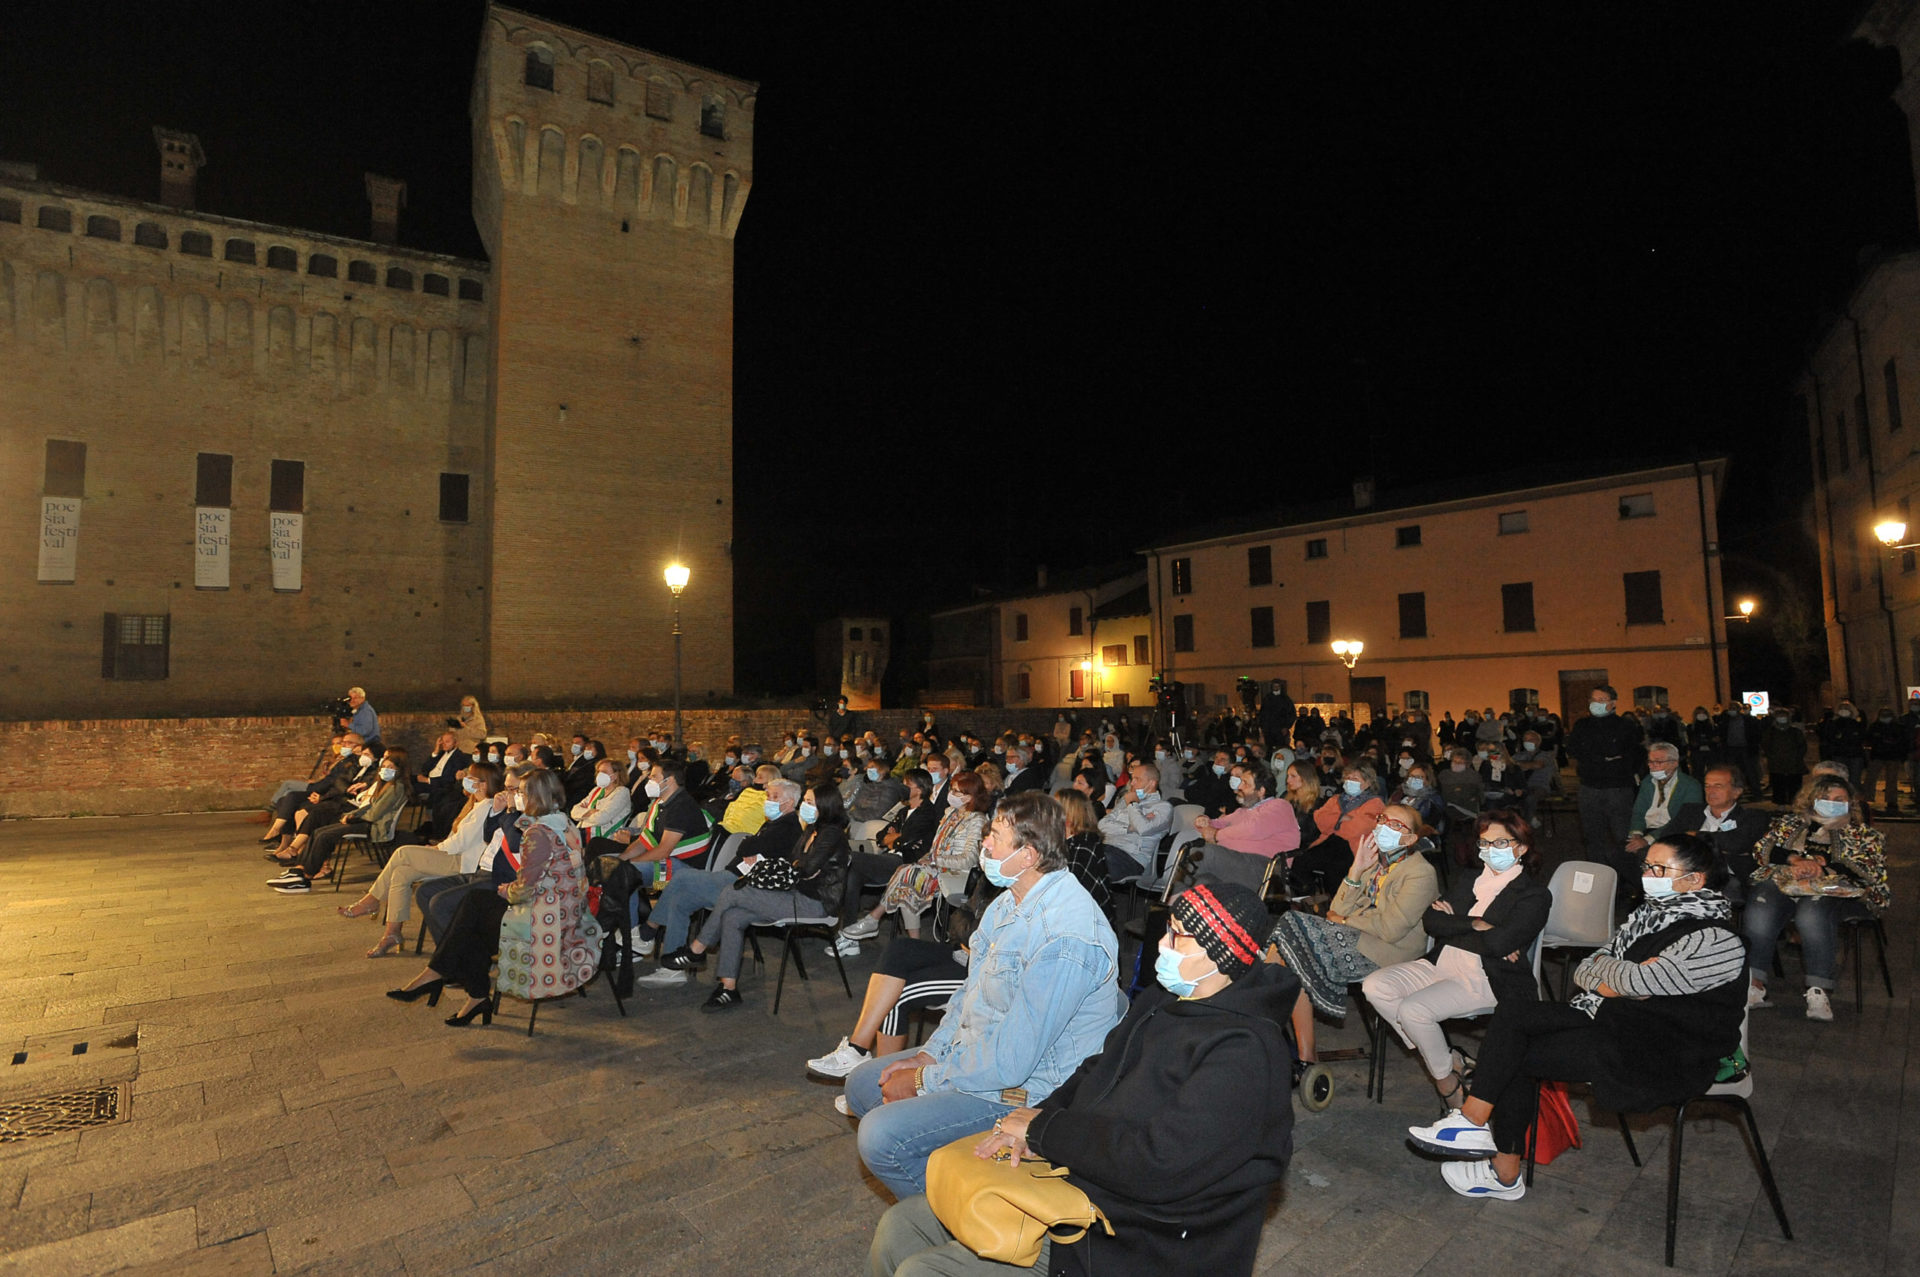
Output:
[1442,1158,1526,1200]
[1408,1111,1497,1156]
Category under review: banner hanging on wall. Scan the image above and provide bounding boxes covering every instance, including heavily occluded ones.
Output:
[194,507,231,589]
[37,497,80,582]
[270,512,303,591]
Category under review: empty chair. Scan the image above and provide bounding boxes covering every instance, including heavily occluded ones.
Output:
[1538,860,1617,999]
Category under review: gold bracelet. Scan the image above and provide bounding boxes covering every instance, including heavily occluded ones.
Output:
[914,1067,927,1095]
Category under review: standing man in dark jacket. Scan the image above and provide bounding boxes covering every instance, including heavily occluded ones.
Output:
[1866,706,1910,815]
[1256,679,1297,751]
[1564,685,1645,880]
[870,883,1295,1277]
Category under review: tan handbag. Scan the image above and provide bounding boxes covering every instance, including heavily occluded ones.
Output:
[924,1131,1114,1267]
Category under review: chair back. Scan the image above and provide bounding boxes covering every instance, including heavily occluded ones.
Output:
[1147,805,1206,890]
[1540,860,1617,949]
[1163,841,1275,902]
[707,830,746,874]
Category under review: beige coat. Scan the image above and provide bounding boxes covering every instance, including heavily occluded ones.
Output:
[1328,852,1441,967]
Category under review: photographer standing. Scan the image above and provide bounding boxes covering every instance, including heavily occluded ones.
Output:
[338,686,382,755]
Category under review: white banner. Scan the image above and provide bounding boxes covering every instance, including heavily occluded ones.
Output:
[37,497,80,582]
[270,512,303,591]
[194,506,231,589]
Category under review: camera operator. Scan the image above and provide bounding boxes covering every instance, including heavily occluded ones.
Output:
[336,686,382,755]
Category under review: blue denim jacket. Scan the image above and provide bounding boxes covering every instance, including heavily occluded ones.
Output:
[922,868,1124,1104]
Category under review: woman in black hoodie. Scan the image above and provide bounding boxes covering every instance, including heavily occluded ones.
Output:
[870,883,1296,1277]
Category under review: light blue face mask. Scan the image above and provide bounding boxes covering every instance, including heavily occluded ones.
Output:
[980,845,1024,888]
[762,799,782,821]
[1813,798,1848,820]
[798,802,818,825]
[1404,777,1425,792]
[1154,945,1216,998]
[1480,846,1518,872]
[1374,824,1405,852]
[1589,701,1611,716]
[1343,779,1364,796]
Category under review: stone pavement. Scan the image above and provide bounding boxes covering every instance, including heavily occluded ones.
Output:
[0,812,1912,1275]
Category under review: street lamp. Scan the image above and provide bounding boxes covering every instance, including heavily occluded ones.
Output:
[664,563,690,746]
[1875,519,1911,548]
[1725,598,1757,623]
[1330,638,1363,724]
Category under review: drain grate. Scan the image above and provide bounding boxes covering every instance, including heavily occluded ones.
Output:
[0,1086,121,1142]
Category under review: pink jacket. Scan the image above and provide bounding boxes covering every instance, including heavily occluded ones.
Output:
[1213,798,1304,861]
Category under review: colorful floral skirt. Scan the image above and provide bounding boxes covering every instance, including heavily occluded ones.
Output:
[1269,910,1377,1019]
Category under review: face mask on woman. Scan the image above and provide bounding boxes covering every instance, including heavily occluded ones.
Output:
[1404,777,1425,793]
[1480,845,1518,872]
[594,772,614,789]
[1154,944,1216,998]
[798,801,818,825]
[1374,824,1405,852]
[488,752,502,764]
[512,793,526,812]
[1813,797,1848,821]
[1343,779,1363,796]
[948,792,967,810]
[378,766,397,781]
[461,776,481,794]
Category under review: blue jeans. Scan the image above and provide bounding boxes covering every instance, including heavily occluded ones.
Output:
[1743,881,1870,990]
[845,1050,1015,1201]
[650,866,733,951]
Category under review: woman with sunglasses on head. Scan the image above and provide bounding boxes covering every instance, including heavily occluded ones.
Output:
[1360,812,1551,1111]
[1407,832,1745,1201]
[1265,803,1440,1071]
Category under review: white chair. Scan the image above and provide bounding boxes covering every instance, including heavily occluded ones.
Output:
[1146,804,1206,894]
[1539,860,1617,999]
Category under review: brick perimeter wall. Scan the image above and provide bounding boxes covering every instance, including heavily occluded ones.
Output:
[0,706,1074,818]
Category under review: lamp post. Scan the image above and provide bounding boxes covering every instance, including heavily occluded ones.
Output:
[1330,638,1363,724]
[664,563,690,747]
[1724,598,1757,623]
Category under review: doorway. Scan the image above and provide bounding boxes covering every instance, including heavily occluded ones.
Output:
[1558,668,1610,722]
[1350,675,1387,726]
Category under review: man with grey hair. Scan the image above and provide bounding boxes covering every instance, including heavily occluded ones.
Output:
[1002,743,1047,795]
[1625,741,1701,857]
[636,778,804,985]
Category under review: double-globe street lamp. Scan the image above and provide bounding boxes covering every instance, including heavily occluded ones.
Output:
[665,563,690,747]
[1330,638,1363,724]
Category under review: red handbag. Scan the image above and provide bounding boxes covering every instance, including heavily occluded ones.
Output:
[1531,1080,1582,1165]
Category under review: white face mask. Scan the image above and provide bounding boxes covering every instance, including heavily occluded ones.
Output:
[645,779,663,799]
[1228,775,1243,792]
[948,792,966,810]
[378,766,396,781]
[1648,768,1671,782]
[512,793,526,812]
[594,773,615,789]
[866,769,881,782]
[570,744,583,756]
[462,776,480,794]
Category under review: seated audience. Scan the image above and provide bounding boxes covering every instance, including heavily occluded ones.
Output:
[1291,761,1386,894]
[415,730,471,835]
[1266,803,1438,1068]
[721,763,782,835]
[595,760,714,894]
[845,758,909,851]
[1513,729,1556,822]
[1743,775,1889,1022]
[838,770,940,943]
[1097,760,1174,882]
[338,761,503,957]
[1390,760,1444,827]
[1195,762,1301,864]
[654,784,852,1011]
[450,694,488,753]
[268,749,411,892]
[1185,749,1236,818]
[570,754,634,840]
[412,766,533,949]
[1360,812,1550,1110]
[260,734,368,846]
[842,792,1125,1199]
[1663,765,1763,902]
[1053,789,1115,917]
[807,934,971,1081]
[870,883,1294,1277]
[1407,832,1744,1201]
[844,772,990,940]
[1625,741,1702,857]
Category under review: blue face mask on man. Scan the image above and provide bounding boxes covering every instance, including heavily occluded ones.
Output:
[1154,945,1216,998]
[980,844,1026,888]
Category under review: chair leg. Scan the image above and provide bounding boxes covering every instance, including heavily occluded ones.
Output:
[1728,1096,1793,1241]
[526,997,538,1038]
[828,927,852,999]
[414,917,426,955]
[772,928,796,1015]
[1665,1100,1687,1267]
[1525,1096,1539,1188]
[1850,923,1864,1013]
[1617,1112,1642,1167]
[1873,921,1894,999]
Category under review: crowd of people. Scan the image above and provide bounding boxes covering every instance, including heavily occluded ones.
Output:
[248,681,1893,1271]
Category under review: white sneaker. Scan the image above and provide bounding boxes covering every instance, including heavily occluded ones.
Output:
[833,1093,852,1116]
[1408,1112,1497,1156]
[627,930,657,957]
[839,916,880,941]
[830,936,861,958]
[635,968,689,988]
[806,1037,871,1079]
[1441,1158,1526,1200]
[1747,980,1771,1010]
[1805,987,1833,1022]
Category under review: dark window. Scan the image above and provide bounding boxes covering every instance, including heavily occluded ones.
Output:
[646,80,673,120]
[1068,606,1083,636]
[347,260,377,284]
[44,440,87,497]
[37,206,72,232]
[701,99,726,139]
[1133,634,1149,665]
[1305,538,1327,559]
[1172,615,1195,653]
[133,221,167,248]
[422,273,450,296]
[848,626,863,641]
[308,253,338,278]
[1398,591,1427,638]
[1501,582,1536,632]
[266,245,297,271]
[269,460,305,513]
[1305,600,1330,645]
[871,627,884,644]
[0,196,20,223]
[223,238,255,264]
[385,267,413,291]
[1103,643,1128,667]
[179,230,212,257]
[438,473,470,523]
[1247,544,1273,586]
[1405,690,1430,711]
[1619,492,1657,518]
[1498,511,1528,535]
[85,215,120,241]
[1069,668,1087,700]
[1014,671,1032,701]
[101,613,169,681]
[1509,688,1539,711]
[458,278,484,301]
[588,62,615,104]
[1012,612,1028,641]
[195,453,233,507]
[1251,606,1276,648]
[1395,525,1422,548]
[1170,557,1193,595]
[1888,359,1905,434]
[1632,685,1670,709]
[1624,570,1664,625]
[524,47,555,90]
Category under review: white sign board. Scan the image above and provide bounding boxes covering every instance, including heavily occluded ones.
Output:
[194,507,231,589]
[37,497,80,582]
[1742,691,1770,717]
[270,512,303,591]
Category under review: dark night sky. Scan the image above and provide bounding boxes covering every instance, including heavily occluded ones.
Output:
[3,2,1912,694]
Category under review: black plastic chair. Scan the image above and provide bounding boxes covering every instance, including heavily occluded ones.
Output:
[745,912,853,1014]
[1842,915,1893,1011]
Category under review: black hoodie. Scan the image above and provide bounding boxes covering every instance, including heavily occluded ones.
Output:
[1024,963,1299,1277]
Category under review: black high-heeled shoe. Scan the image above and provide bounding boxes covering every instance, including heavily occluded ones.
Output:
[445,999,492,1027]
[386,979,445,1005]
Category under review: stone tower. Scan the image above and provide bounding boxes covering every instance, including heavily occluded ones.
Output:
[472,5,751,704]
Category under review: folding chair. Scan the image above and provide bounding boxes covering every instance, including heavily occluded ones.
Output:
[1538,861,1617,999]
[745,908,853,1014]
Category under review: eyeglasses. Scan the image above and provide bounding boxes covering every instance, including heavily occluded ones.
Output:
[1380,817,1413,834]
[1167,924,1197,942]
[1478,838,1519,852]
[1642,860,1690,878]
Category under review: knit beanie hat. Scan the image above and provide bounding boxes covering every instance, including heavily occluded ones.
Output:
[1171,883,1270,980]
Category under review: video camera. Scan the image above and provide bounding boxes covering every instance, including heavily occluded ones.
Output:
[1237,675,1260,713]
[323,695,353,722]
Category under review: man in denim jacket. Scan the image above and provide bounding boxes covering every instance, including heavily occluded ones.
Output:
[843,791,1124,1199]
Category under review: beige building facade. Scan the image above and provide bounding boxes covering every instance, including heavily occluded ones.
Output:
[1146,461,1735,723]
[0,5,750,718]
[929,568,1155,709]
